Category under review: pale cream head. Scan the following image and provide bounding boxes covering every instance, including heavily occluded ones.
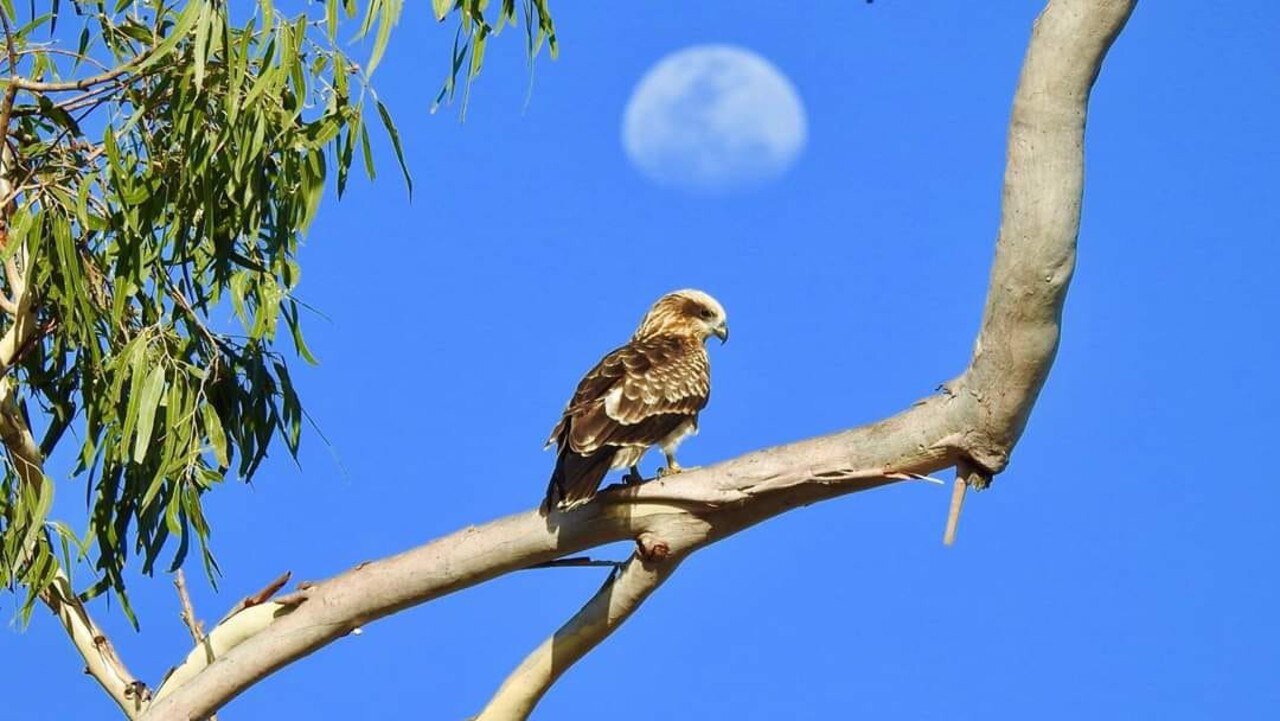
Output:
[633,289,729,343]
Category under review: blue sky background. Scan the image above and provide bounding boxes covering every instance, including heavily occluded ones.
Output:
[6,1,1280,719]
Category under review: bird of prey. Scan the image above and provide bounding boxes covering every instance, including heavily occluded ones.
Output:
[542,289,729,512]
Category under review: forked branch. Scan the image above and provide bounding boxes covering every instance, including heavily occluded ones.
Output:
[137,1,1136,719]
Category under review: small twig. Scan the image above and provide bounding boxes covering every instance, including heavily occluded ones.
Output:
[173,570,206,644]
[943,476,968,546]
[887,471,948,485]
[219,571,292,623]
[172,570,220,721]
[165,282,223,360]
[15,46,115,73]
[248,571,292,604]
[50,82,121,112]
[4,49,153,93]
[944,458,993,546]
[0,316,57,379]
[151,574,312,706]
[270,587,313,609]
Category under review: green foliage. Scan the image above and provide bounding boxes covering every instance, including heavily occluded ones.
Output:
[0,0,557,627]
[430,0,558,116]
[0,0,407,623]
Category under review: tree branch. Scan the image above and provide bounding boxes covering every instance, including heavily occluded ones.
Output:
[15,46,117,73]
[944,457,991,545]
[0,217,36,374]
[174,570,207,647]
[3,50,150,93]
[151,584,307,707]
[0,126,144,714]
[0,381,147,718]
[0,8,21,160]
[41,573,149,719]
[476,550,686,721]
[139,1,1136,719]
[943,474,969,546]
[171,569,220,721]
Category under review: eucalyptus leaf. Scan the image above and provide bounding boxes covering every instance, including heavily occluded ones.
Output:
[133,363,167,463]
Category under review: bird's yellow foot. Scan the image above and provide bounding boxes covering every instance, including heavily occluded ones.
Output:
[656,463,701,478]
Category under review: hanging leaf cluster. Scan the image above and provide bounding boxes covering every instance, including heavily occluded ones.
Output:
[0,0,408,622]
[430,0,557,115]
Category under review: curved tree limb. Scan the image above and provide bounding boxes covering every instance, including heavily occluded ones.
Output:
[475,547,687,721]
[475,4,1138,713]
[138,1,1135,719]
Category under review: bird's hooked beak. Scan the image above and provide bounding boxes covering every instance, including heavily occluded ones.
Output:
[714,322,729,344]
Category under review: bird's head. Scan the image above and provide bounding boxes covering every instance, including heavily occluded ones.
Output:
[634,289,729,345]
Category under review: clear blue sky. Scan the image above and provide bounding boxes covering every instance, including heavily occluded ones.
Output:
[8,2,1280,719]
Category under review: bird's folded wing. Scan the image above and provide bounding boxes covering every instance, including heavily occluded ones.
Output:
[558,337,708,454]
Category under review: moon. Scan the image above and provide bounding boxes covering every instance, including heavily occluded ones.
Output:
[622,45,808,193]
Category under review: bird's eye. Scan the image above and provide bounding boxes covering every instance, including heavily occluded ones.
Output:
[700,308,715,320]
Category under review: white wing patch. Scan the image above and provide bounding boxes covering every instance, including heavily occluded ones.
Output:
[603,386,624,420]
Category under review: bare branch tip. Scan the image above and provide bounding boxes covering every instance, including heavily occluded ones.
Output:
[272,588,313,609]
[174,568,207,644]
[943,476,967,547]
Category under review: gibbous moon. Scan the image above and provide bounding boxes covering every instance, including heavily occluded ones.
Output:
[622,45,807,193]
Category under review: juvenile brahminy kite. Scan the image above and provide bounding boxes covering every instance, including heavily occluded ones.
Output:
[542,289,729,512]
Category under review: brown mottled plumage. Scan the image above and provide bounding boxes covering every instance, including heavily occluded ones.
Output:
[542,289,729,512]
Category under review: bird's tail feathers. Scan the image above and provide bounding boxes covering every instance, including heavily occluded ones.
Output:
[541,444,613,515]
